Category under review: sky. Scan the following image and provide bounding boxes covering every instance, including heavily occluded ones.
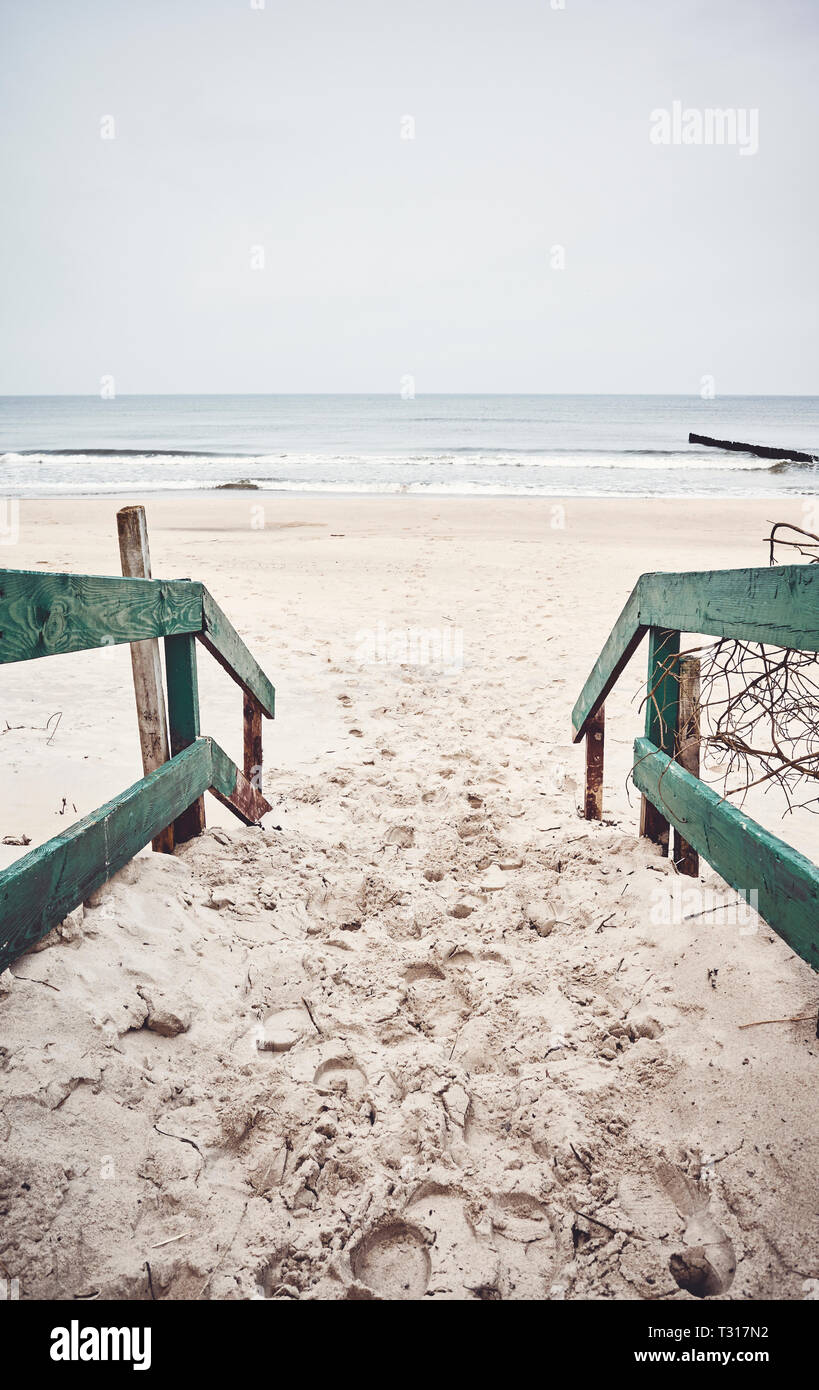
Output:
[1,0,817,395]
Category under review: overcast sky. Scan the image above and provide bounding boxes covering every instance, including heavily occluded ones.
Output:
[1,0,817,395]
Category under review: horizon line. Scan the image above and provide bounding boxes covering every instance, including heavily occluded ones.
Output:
[2,391,818,401]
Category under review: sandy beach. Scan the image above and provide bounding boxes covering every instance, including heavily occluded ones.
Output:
[0,494,817,1301]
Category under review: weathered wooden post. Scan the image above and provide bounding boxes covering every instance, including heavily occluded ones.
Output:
[164,630,207,843]
[639,626,680,854]
[673,655,701,877]
[243,692,263,788]
[584,705,605,820]
[116,505,174,853]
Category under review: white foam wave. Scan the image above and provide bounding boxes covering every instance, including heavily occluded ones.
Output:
[0,448,776,472]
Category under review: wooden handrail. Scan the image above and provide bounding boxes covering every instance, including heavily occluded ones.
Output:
[639,566,819,650]
[0,565,277,971]
[572,562,819,972]
[572,564,819,742]
[0,569,278,721]
[0,569,203,663]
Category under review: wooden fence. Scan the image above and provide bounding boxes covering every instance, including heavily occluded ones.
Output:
[0,567,275,974]
[572,564,819,975]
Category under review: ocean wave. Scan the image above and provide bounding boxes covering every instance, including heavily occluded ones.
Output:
[1,475,815,501]
[0,450,279,465]
[0,448,779,472]
[7,447,258,459]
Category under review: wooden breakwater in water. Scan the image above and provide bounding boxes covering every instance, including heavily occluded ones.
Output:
[689,432,817,465]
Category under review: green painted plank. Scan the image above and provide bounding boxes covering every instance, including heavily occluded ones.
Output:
[199,588,276,718]
[209,739,272,824]
[571,585,645,741]
[640,564,819,651]
[165,633,201,750]
[165,633,205,842]
[210,738,249,800]
[640,628,680,852]
[0,569,203,664]
[0,740,213,973]
[644,627,680,750]
[632,736,819,973]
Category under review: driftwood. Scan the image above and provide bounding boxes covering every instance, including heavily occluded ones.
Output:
[768,522,819,566]
[689,432,817,465]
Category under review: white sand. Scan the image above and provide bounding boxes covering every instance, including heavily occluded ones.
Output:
[0,495,816,1301]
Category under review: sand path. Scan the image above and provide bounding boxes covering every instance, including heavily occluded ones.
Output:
[0,496,816,1299]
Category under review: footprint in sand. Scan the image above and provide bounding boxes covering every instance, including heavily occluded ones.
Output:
[446,948,474,965]
[406,1186,498,1299]
[490,1193,558,1299]
[655,1161,736,1297]
[403,962,445,983]
[313,1055,367,1099]
[403,964,468,1039]
[620,1163,736,1297]
[350,1221,431,1299]
[253,1005,312,1055]
[451,950,511,998]
[384,824,415,848]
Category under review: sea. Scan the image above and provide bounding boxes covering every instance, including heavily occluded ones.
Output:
[0,394,817,499]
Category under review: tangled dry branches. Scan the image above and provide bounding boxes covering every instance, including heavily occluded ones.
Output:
[693,638,819,814]
[767,521,819,566]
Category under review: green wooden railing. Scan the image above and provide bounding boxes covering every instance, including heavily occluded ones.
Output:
[0,568,275,974]
[572,564,819,974]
